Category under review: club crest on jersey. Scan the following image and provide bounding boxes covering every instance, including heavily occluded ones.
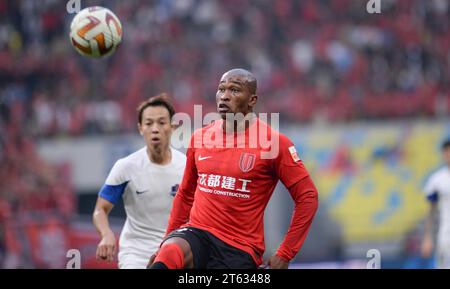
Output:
[239,153,256,173]
[289,146,300,162]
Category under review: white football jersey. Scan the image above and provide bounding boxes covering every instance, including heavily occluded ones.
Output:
[424,165,450,268]
[99,147,186,268]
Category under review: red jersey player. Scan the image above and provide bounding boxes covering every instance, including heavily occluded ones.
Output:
[149,68,318,269]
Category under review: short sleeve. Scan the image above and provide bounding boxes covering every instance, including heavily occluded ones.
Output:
[273,134,310,189]
[424,174,439,203]
[98,159,129,205]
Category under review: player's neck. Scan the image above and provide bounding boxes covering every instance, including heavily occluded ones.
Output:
[147,146,171,165]
[222,113,256,133]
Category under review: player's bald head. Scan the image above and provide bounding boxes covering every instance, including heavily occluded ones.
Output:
[220,68,257,95]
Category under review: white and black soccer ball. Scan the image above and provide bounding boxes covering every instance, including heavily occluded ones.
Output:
[70,6,122,58]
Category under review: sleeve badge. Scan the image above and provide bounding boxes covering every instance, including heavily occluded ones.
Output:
[288,146,300,162]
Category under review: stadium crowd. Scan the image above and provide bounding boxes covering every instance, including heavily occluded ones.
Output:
[0,0,448,136]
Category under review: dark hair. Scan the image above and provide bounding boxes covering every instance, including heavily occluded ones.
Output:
[442,138,450,151]
[137,93,175,124]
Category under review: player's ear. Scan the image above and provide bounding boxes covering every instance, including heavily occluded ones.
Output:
[137,123,143,135]
[249,94,258,108]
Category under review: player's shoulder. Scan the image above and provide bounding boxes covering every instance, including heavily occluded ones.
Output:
[432,166,450,179]
[256,119,300,162]
[426,166,448,185]
[277,131,294,146]
[256,118,281,135]
[195,120,220,134]
[189,119,222,147]
[171,147,187,164]
[114,147,147,170]
[258,119,293,147]
[171,147,186,158]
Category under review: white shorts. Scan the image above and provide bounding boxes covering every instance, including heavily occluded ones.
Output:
[436,246,450,269]
[118,251,151,269]
[118,237,160,269]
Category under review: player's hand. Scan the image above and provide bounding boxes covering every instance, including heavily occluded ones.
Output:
[147,249,159,268]
[96,230,116,263]
[421,236,434,258]
[267,254,289,269]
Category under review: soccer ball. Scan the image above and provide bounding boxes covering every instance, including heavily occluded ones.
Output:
[70,6,122,58]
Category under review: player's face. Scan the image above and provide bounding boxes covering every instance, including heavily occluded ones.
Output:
[138,106,173,151]
[216,75,256,119]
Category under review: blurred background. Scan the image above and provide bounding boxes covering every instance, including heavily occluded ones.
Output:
[0,0,449,268]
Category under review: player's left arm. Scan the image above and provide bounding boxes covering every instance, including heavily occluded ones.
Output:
[421,176,439,258]
[270,134,319,268]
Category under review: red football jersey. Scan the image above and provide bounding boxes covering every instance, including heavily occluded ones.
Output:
[166,118,317,265]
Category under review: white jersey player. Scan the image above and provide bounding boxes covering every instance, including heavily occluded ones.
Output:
[421,139,450,269]
[92,94,186,269]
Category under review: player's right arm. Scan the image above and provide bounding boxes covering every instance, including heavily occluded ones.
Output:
[165,137,198,235]
[421,201,437,258]
[93,197,116,263]
[92,159,129,263]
